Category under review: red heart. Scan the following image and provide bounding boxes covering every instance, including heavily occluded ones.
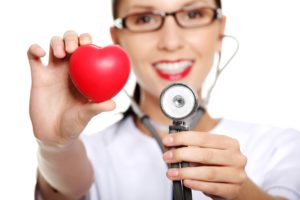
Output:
[69,44,130,102]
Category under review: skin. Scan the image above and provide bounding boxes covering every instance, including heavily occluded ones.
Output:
[27,0,287,199]
[110,0,287,199]
[28,32,112,199]
[112,0,224,125]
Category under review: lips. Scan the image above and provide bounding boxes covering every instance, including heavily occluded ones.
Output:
[152,60,194,81]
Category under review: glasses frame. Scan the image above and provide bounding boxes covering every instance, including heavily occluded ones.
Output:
[113,7,223,33]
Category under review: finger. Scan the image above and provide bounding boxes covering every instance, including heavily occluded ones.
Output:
[63,30,79,54]
[163,131,240,150]
[49,36,66,62]
[163,147,242,166]
[166,166,246,184]
[183,180,240,200]
[79,33,92,45]
[27,44,46,68]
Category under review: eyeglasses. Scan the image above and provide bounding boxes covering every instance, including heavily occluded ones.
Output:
[113,7,222,33]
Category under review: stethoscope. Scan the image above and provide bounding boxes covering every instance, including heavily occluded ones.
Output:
[125,83,201,200]
[161,83,202,200]
[122,35,239,200]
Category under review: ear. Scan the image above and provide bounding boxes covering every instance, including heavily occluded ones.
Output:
[217,16,227,52]
[110,27,120,44]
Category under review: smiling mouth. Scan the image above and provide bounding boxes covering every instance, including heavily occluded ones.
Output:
[152,60,194,81]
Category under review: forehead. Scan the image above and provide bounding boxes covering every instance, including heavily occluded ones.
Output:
[118,0,216,15]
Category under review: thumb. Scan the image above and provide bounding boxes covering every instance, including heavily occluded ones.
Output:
[61,100,116,141]
[78,99,116,124]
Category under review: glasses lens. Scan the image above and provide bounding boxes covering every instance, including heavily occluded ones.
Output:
[126,13,162,32]
[177,7,216,28]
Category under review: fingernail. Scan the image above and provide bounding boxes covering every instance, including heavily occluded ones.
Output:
[163,151,173,161]
[167,169,179,177]
[54,46,64,57]
[67,41,77,52]
[80,37,91,45]
[163,135,174,145]
[183,180,192,187]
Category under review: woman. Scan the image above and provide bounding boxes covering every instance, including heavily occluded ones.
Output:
[27,0,300,199]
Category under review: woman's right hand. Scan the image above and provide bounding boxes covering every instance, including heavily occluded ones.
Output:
[27,31,116,147]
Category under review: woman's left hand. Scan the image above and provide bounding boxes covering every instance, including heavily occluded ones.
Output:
[162,131,248,199]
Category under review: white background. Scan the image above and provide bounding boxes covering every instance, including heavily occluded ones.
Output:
[0,0,300,199]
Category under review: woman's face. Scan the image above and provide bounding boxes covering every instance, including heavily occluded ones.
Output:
[111,0,226,100]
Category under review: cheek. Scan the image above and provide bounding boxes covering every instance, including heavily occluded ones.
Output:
[119,34,154,65]
[118,35,164,95]
[186,30,219,57]
[184,30,220,90]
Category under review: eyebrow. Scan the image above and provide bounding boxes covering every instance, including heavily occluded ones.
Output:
[128,0,212,11]
[184,0,211,7]
[128,5,155,11]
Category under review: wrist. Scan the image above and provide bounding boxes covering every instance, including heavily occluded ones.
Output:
[37,137,79,153]
[233,178,286,200]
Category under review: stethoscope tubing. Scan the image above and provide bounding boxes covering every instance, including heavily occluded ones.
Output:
[124,89,193,200]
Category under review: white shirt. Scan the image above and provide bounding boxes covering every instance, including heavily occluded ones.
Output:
[80,116,300,200]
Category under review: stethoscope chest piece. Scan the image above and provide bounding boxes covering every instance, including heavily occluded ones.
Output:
[160,83,198,200]
[160,83,198,121]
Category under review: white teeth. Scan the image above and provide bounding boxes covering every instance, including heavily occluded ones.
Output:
[154,61,192,74]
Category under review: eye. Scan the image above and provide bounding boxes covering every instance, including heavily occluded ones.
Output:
[126,12,161,31]
[135,14,155,24]
[186,9,204,19]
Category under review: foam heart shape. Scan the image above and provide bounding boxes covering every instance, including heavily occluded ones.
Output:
[69,44,130,102]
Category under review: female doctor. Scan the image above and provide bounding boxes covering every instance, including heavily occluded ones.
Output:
[27,0,300,199]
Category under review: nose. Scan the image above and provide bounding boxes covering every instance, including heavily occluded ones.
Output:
[157,16,184,52]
